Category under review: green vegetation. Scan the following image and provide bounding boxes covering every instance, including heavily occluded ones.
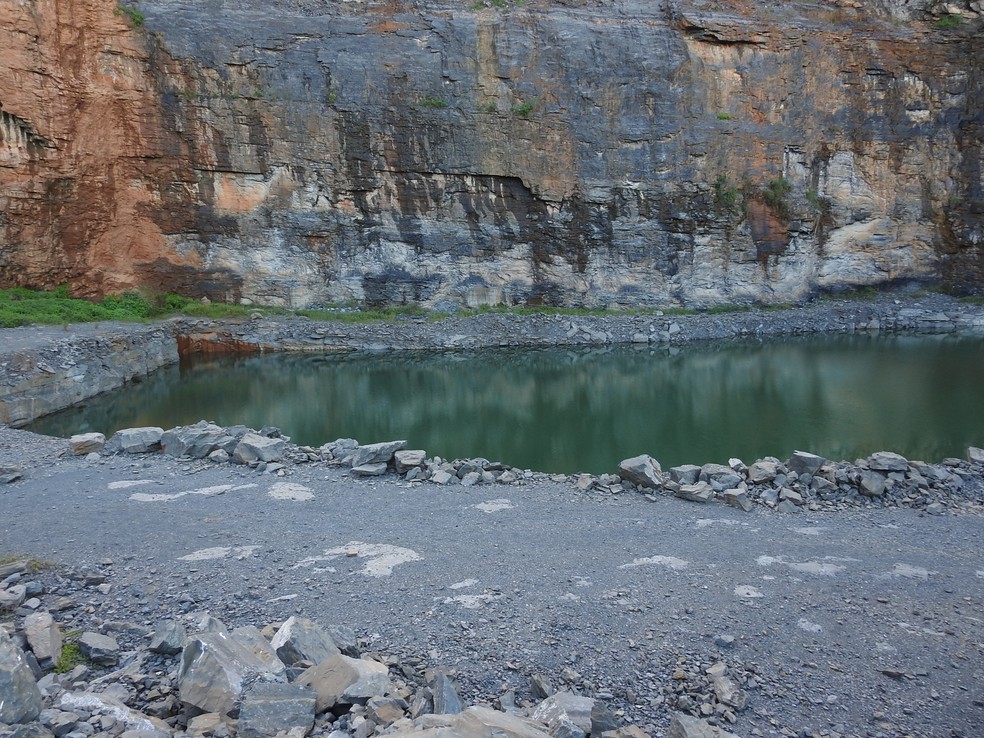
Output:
[713,174,740,214]
[762,177,793,220]
[934,13,963,28]
[479,102,498,114]
[0,287,270,328]
[55,639,86,674]
[420,97,448,109]
[326,89,338,104]
[114,3,145,27]
[511,100,536,118]
[0,287,808,328]
[715,113,733,120]
[806,188,831,213]
[0,555,52,572]
[297,304,441,323]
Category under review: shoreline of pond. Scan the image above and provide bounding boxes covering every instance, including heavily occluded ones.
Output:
[2,290,984,434]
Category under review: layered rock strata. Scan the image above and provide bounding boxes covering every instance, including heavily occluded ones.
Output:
[1,0,982,307]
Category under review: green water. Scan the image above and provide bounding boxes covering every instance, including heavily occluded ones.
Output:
[28,334,984,474]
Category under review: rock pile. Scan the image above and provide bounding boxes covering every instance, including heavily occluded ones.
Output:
[0,561,741,738]
[599,449,984,514]
[604,447,984,515]
[56,423,984,517]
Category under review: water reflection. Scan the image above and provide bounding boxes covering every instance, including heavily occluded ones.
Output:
[28,335,984,473]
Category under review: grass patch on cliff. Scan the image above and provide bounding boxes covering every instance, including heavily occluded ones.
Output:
[0,287,270,327]
[934,13,963,28]
[114,3,145,28]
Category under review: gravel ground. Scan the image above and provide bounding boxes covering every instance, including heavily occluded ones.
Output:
[1,427,983,738]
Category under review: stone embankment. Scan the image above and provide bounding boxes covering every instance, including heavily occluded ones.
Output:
[3,293,984,430]
[53,419,984,519]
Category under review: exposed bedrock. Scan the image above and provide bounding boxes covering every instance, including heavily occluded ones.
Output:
[0,0,982,307]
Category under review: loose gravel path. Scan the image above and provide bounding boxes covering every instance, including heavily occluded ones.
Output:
[2,428,982,738]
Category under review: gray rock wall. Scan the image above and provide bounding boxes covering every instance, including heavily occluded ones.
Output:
[146,0,984,308]
[0,325,178,427]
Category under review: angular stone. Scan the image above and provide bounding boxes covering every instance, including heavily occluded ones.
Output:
[325,624,359,658]
[868,451,909,472]
[77,632,118,666]
[179,630,286,716]
[776,499,800,514]
[348,440,407,468]
[590,701,619,736]
[394,450,427,473]
[711,675,746,710]
[0,629,44,724]
[747,459,779,483]
[162,423,230,459]
[925,502,945,515]
[531,692,594,736]
[722,489,753,512]
[779,488,803,505]
[24,612,61,670]
[69,433,105,455]
[860,470,887,496]
[669,464,701,485]
[352,462,388,477]
[238,682,316,738]
[0,584,27,610]
[617,455,663,489]
[676,482,714,503]
[269,617,340,667]
[699,464,743,491]
[149,621,186,655]
[667,713,741,738]
[967,446,984,464]
[367,695,407,725]
[786,451,826,476]
[109,427,164,454]
[230,626,287,678]
[430,671,462,715]
[431,470,455,485]
[233,433,286,464]
[455,705,553,738]
[295,654,391,712]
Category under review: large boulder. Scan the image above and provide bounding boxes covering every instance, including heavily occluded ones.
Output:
[238,682,317,738]
[394,450,427,473]
[617,455,663,489]
[269,617,340,667]
[400,707,554,738]
[699,464,742,491]
[667,713,742,738]
[162,422,232,459]
[178,630,286,716]
[77,632,119,666]
[348,441,407,468]
[149,620,187,655]
[108,427,165,454]
[69,433,105,455]
[295,654,391,712]
[0,629,43,724]
[786,451,826,477]
[233,434,286,464]
[230,626,288,677]
[24,612,62,670]
[867,451,909,472]
[531,692,595,738]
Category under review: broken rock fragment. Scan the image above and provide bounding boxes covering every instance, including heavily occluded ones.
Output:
[295,654,391,713]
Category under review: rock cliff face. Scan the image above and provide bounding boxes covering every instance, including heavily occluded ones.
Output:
[1,0,982,307]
